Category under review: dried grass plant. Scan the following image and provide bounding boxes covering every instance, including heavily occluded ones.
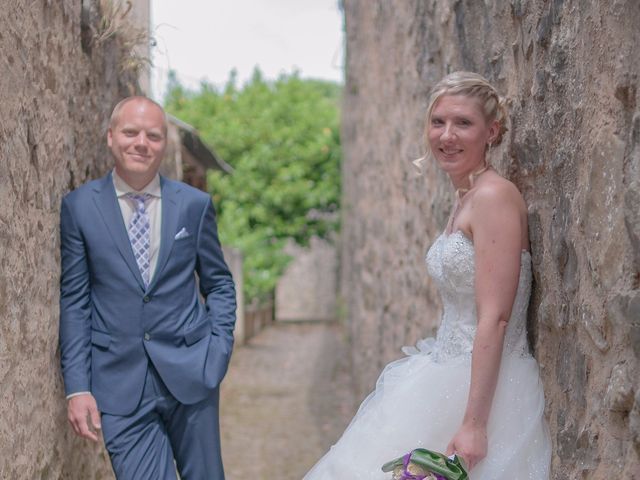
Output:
[92,0,152,77]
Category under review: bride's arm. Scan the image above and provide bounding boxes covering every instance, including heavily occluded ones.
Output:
[446,182,526,470]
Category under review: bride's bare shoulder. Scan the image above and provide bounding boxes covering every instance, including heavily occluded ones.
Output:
[471,172,526,213]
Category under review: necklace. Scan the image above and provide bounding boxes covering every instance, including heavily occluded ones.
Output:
[445,162,490,235]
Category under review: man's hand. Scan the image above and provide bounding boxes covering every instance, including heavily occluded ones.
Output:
[67,393,101,442]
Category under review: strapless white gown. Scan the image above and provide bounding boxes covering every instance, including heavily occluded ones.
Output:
[304,231,551,479]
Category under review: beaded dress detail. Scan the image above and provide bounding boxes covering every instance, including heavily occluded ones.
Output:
[410,230,531,362]
[304,232,551,480]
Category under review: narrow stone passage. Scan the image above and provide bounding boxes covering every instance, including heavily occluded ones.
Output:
[219,322,358,480]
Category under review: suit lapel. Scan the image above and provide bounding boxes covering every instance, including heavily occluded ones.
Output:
[92,172,146,290]
[149,176,181,289]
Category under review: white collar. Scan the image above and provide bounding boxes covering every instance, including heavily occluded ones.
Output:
[112,169,162,198]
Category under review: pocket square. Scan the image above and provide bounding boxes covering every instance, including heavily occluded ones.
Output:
[174,227,191,240]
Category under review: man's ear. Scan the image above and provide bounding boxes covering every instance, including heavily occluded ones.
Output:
[107,128,113,147]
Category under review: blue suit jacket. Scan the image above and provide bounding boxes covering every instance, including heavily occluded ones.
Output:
[59,173,236,415]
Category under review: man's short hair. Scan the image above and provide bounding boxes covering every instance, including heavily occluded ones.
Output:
[109,96,168,133]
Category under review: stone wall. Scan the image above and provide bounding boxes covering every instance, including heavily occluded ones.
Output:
[0,1,141,478]
[276,237,338,322]
[341,1,639,478]
[223,246,246,343]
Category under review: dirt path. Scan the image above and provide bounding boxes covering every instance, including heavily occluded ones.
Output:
[219,322,358,480]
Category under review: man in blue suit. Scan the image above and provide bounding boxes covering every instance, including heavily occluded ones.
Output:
[59,96,236,479]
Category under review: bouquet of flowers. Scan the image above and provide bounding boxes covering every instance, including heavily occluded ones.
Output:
[381,448,468,480]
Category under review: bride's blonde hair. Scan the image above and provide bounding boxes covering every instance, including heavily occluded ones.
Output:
[414,71,509,176]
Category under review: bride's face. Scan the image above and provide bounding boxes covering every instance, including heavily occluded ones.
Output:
[428,94,497,177]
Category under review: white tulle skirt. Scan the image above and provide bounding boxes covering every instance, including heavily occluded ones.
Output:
[304,346,551,479]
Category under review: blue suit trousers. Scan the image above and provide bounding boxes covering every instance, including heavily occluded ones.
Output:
[101,363,225,480]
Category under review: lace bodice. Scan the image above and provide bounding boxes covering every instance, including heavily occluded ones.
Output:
[410,230,532,362]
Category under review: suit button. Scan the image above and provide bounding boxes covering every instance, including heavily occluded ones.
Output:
[144,333,150,341]
[143,296,150,303]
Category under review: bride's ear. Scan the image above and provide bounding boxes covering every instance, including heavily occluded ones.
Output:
[487,120,500,145]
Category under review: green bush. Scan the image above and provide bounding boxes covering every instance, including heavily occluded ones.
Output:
[164,68,342,301]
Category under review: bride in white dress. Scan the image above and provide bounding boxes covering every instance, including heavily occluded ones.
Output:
[304,72,551,479]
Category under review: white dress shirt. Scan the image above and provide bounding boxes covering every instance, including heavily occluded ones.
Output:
[112,169,163,281]
[67,170,163,400]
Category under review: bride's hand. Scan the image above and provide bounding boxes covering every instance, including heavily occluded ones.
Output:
[445,423,487,471]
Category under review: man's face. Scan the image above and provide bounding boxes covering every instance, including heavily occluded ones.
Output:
[108,99,167,186]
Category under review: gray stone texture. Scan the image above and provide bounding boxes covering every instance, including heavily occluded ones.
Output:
[0,1,140,478]
[341,1,639,478]
[276,237,338,322]
[223,246,245,343]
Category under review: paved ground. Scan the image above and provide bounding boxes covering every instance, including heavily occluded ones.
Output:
[219,322,358,480]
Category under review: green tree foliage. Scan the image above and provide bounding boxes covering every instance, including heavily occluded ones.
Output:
[164,69,341,301]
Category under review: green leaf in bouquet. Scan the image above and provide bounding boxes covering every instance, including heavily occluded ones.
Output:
[381,448,468,480]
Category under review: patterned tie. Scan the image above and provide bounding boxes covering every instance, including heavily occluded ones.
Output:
[126,193,152,287]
